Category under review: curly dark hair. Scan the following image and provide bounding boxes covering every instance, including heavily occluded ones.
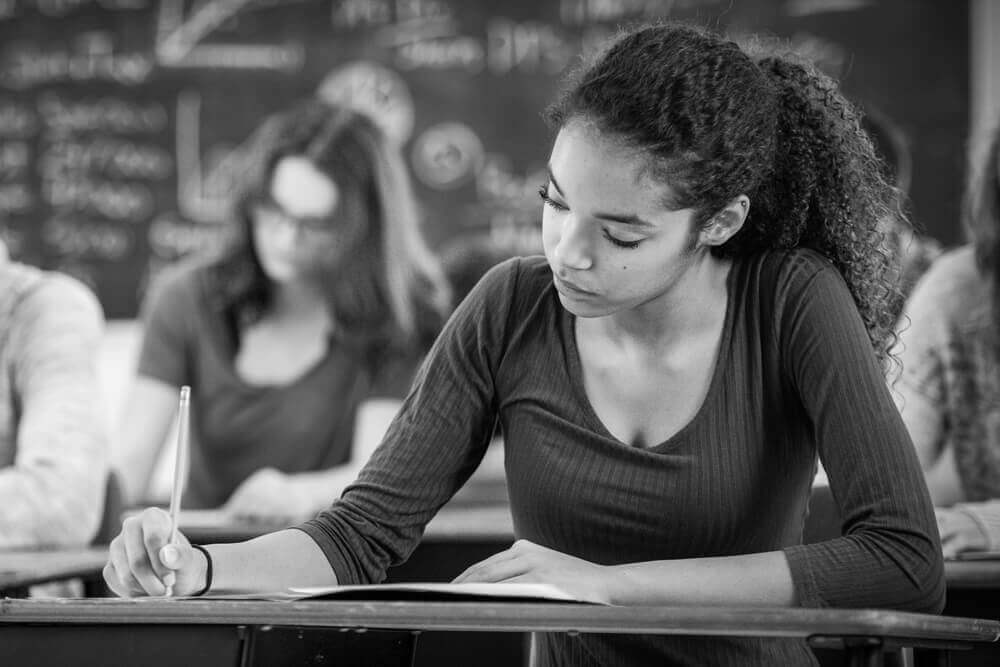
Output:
[964,121,1000,344]
[545,24,902,366]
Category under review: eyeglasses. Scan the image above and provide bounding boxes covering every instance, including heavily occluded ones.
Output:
[250,197,338,240]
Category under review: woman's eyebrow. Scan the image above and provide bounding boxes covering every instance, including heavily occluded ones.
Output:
[546,165,655,229]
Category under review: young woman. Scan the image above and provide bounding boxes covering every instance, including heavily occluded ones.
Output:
[106,25,943,666]
[117,100,451,524]
[894,121,1000,559]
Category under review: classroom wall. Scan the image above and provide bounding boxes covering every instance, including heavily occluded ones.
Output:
[971,0,1000,148]
[0,0,973,318]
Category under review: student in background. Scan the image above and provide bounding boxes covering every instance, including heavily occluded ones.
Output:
[118,100,450,525]
[894,121,1000,558]
[107,24,943,666]
[0,251,107,548]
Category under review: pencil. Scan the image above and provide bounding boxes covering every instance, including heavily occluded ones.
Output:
[163,385,191,596]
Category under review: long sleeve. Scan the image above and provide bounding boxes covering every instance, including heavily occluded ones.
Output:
[298,260,519,584]
[780,258,945,613]
[0,274,108,548]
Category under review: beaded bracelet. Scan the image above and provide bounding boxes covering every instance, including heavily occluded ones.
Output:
[190,544,213,597]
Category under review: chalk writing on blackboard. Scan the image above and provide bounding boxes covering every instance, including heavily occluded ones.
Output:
[1,32,154,89]
[318,61,416,145]
[411,121,483,190]
[155,0,304,69]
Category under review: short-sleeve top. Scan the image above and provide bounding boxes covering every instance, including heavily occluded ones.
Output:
[137,261,423,509]
[301,250,943,666]
[896,245,1000,501]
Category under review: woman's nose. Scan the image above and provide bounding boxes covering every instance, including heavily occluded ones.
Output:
[552,215,593,271]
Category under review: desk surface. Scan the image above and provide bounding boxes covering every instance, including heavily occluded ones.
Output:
[0,548,108,590]
[4,538,997,597]
[1,598,998,648]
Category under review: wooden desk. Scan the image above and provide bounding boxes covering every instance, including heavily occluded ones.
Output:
[1,598,997,667]
[0,548,108,597]
[944,559,1000,590]
[917,559,1000,666]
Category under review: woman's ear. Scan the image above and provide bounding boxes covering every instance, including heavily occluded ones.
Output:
[697,195,750,247]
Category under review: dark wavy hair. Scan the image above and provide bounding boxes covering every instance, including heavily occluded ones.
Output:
[545,24,901,366]
[964,122,1000,341]
[210,99,451,357]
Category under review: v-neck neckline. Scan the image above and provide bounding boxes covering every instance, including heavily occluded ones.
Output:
[559,259,741,452]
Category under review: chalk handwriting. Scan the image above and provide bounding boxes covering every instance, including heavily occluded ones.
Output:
[37,93,166,134]
[156,0,304,70]
[0,103,37,137]
[559,0,722,25]
[0,182,32,212]
[41,137,172,180]
[410,122,484,190]
[28,0,149,18]
[396,36,484,71]
[1,32,153,88]
[317,61,415,145]
[0,141,29,178]
[42,174,154,220]
[487,18,574,74]
[148,212,228,258]
[332,0,392,28]
[42,216,133,260]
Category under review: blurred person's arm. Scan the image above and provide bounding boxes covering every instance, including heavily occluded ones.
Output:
[117,376,181,504]
[937,500,1000,558]
[892,265,958,505]
[119,266,196,504]
[0,275,108,548]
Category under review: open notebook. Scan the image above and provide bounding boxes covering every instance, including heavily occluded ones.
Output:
[182,582,590,603]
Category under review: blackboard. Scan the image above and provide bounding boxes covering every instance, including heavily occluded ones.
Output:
[0,0,969,317]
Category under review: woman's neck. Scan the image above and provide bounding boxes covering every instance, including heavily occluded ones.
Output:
[268,280,331,325]
[590,255,731,354]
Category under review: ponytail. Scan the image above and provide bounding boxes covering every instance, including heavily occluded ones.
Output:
[735,54,903,366]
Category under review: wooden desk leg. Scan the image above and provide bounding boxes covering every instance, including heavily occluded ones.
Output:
[924,649,951,667]
[845,638,884,667]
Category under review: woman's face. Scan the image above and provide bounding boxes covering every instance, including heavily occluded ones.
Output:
[251,156,357,285]
[540,121,704,318]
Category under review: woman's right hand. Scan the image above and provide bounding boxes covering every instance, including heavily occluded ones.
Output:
[103,507,208,597]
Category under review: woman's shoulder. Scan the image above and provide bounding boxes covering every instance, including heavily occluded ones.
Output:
[913,245,979,294]
[141,255,220,322]
[0,262,100,325]
[742,247,842,293]
[463,254,551,306]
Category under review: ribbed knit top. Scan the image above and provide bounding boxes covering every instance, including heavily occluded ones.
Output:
[301,249,944,666]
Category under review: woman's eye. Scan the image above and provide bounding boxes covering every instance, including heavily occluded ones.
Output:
[603,230,642,249]
[538,186,568,211]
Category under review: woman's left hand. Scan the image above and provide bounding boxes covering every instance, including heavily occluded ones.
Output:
[936,507,989,559]
[223,468,313,526]
[452,539,613,604]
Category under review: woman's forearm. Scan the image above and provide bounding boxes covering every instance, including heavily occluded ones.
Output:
[606,551,797,607]
[204,529,338,593]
